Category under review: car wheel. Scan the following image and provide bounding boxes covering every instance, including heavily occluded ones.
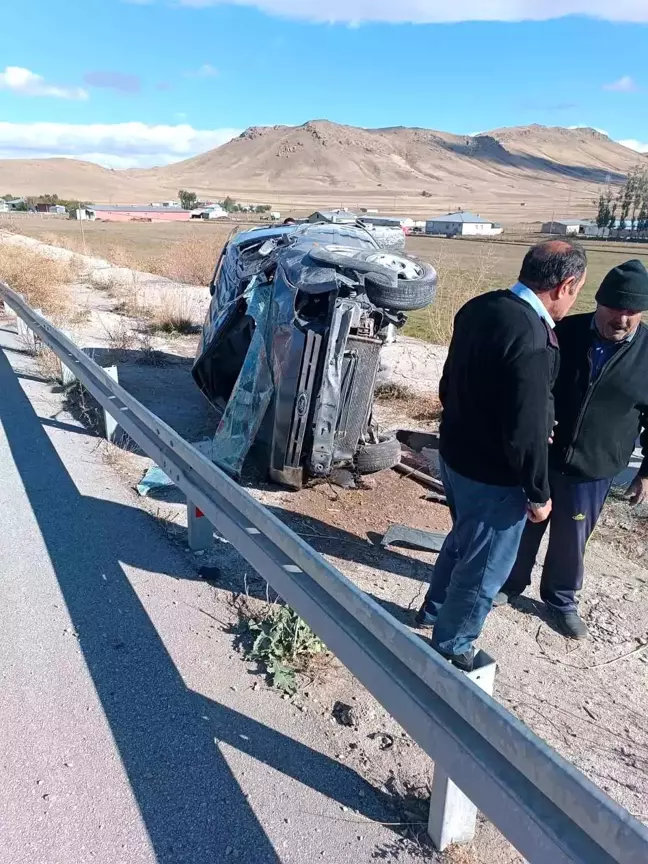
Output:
[356,432,401,475]
[363,253,437,311]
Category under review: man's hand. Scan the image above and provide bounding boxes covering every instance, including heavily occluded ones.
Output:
[527,499,552,523]
[626,476,648,507]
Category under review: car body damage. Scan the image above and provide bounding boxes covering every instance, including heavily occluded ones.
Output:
[192,221,437,488]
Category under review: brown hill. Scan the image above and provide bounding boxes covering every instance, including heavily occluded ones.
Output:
[1,121,645,222]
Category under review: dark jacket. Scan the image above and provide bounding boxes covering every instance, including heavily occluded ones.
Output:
[551,314,648,480]
[439,290,559,503]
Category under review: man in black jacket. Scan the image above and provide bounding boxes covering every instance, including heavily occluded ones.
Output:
[497,260,648,639]
[416,241,587,670]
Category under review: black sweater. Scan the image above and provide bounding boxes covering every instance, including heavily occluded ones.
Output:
[439,290,559,503]
[551,314,648,480]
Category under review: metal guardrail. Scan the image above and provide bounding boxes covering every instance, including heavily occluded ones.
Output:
[2,280,648,864]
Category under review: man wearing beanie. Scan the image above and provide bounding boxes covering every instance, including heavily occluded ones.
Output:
[497,259,648,639]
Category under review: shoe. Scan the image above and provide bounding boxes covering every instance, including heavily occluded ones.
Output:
[493,590,519,608]
[547,608,589,640]
[414,606,436,629]
[432,644,475,673]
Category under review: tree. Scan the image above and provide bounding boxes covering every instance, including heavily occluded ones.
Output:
[179,189,198,210]
[596,187,613,229]
[221,196,237,213]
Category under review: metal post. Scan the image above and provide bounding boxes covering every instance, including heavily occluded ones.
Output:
[59,331,77,387]
[187,500,213,551]
[103,365,119,441]
[16,314,36,351]
[428,651,497,851]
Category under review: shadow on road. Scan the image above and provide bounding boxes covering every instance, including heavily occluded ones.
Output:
[0,348,396,863]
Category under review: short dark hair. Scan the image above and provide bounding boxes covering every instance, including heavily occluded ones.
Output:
[519,240,587,293]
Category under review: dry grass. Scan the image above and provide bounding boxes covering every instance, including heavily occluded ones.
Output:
[404,247,497,345]
[147,236,221,286]
[102,316,136,353]
[374,381,442,423]
[35,346,63,383]
[150,290,197,334]
[0,245,77,316]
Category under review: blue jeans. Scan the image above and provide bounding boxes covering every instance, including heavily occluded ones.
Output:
[423,459,528,656]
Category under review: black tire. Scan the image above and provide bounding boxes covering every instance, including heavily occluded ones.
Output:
[356,432,401,475]
[365,261,437,311]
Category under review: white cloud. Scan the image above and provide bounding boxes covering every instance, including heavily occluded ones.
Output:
[0,122,242,168]
[185,63,219,78]
[0,66,88,100]
[165,0,648,23]
[618,139,648,154]
[603,75,638,92]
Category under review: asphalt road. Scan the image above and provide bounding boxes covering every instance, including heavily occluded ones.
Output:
[0,323,420,864]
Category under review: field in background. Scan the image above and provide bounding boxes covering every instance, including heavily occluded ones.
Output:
[3,216,648,344]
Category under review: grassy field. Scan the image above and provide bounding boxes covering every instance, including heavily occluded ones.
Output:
[3,215,647,344]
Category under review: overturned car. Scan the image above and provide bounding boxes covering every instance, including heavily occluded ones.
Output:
[192,222,437,488]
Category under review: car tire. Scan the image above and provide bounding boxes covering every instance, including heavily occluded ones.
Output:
[356,432,402,475]
[364,260,437,311]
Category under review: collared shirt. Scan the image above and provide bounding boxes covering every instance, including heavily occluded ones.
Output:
[509,281,555,329]
[590,315,636,382]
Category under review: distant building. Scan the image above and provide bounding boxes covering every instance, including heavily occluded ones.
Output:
[308,209,357,224]
[0,200,8,213]
[425,211,503,237]
[542,219,603,237]
[85,204,193,223]
[359,215,415,233]
[5,198,25,211]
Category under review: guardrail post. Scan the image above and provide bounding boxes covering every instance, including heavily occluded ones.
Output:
[187,500,213,551]
[428,651,497,851]
[103,365,119,441]
[59,331,77,387]
[16,314,37,351]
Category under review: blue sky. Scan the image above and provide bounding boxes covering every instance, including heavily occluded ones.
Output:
[1,0,647,167]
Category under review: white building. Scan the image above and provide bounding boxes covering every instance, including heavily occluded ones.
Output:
[542,219,604,237]
[425,211,503,237]
[308,209,357,224]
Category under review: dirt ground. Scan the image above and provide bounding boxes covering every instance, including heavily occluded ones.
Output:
[2,230,648,861]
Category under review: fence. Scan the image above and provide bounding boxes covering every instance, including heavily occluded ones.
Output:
[1,280,647,863]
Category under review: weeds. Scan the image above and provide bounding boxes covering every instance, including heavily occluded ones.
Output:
[246,605,327,694]
[404,246,497,346]
[136,331,166,366]
[35,346,63,383]
[150,290,197,334]
[102,317,135,353]
[0,245,76,316]
[147,236,220,286]
[374,383,442,424]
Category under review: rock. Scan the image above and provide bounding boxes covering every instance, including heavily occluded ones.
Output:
[332,701,360,729]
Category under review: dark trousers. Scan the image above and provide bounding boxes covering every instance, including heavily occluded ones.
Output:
[502,470,612,613]
[423,458,528,656]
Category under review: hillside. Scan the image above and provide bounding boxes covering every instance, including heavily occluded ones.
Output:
[1,121,645,222]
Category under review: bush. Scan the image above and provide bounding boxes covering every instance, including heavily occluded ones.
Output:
[0,245,76,316]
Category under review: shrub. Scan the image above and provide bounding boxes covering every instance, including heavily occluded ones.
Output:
[0,245,76,316]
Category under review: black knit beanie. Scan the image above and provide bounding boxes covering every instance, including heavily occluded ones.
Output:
[596,260,648,311]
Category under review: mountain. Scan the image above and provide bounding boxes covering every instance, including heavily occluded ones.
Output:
[0,121,645,222]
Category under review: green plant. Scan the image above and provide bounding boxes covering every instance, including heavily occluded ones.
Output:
[247,605,326,694]
[179,189,198,210]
